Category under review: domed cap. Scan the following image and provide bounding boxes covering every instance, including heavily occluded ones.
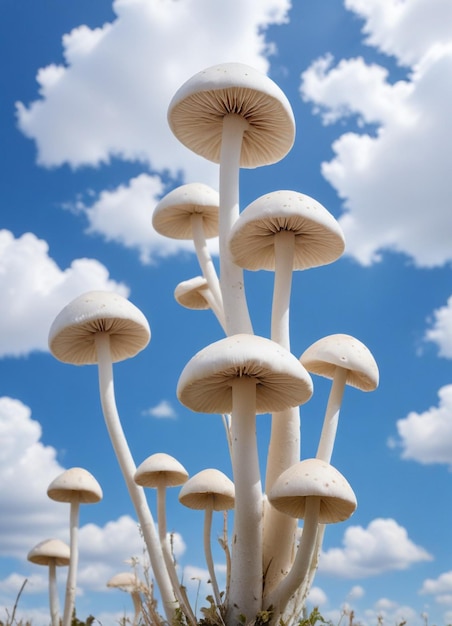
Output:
[174,277,211,310]
[48,291,150,365]
[152,183,219,240]
[107,572,140,592]
[229,190,345,271]
[47,467,103,504]
[178,468,235,511]
[300,333,379,391]
[168,62,295,168]
[177,333,313,414]
[134,453,189,488]
[268,458,356,524]
[27,538,70,567]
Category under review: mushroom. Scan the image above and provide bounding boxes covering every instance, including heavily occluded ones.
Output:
[168,63,295,336]
[27,538,70,626]
[134,453,195,624]
[152,183,223,317]
[47,468,102,626]
[179,468,235,608]
[174,276,226,331]
[48,291,176,623]
[265,458,356,617]
[107,572,142,626]
[177,333,312,621]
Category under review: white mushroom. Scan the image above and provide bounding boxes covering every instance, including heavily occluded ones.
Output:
[47,468,102,626]
[107,572,142,626]
[174,276,226,331]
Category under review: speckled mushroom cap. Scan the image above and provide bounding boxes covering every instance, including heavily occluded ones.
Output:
[152,183,219,240]
[47,467,103,504]
[268,458,357,524]
[27,538,71,567]
[178,468,235,511]
[107,572,140,592]
[48,291,150,365]
[174,277,210,310]
[168,62,295,168]
[177,333,313,414]
[300,333,379,391]
[134,453,189,488]
[229,190,345,271]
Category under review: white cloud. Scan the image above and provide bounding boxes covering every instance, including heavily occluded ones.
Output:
[394,384,452,465]
[300,0,452,268]
[306,585,328,607]
[319,518,432,578]
[0,230,129,358]
[425,296,452,358]
[142,400,177,420]
[420,570,452,600]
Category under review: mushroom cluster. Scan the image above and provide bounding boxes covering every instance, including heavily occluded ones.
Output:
[40,62,379,626]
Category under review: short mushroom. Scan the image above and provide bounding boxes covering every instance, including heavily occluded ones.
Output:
[179,468,235,608]
[177,333,312,621]
[265,458,356,616]
[168,63,295,335]
[174,276,226,331]
[27,538,70,626]
[47,468,102,626]
[48,291,176,623]
[107,572,142,626]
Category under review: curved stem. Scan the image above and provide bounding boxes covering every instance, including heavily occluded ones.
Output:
[316,367,348,463]
[62,500,80,626]
[48,561,60,626]
[219,113,253,336]
[191,213,224,316]
[94,333,177,623]
[130,591,142,626]
[203,503,222,608]
[199,285,227,332]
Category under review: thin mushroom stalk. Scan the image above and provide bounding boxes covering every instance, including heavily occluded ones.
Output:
[203,497,222,609]
[62,500,80,626]
[316,367,348,463]
[190,212,224,316]
[94,332,177,622]
[48,561,60,626]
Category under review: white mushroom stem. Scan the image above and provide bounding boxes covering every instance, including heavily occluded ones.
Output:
[94,333,177,623]
[264,230,299,591]
[62,500,80,626]
[203,498,222,608]
[316,367,348,464]
[130,590,142,626]
[228,376,263,621]
[199,285,227,332]
[219,113,253,336]
[191,213,224,316]
[48,562,60,626]
[265,497,320,617]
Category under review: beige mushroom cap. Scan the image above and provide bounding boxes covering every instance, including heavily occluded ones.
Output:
[177,333,313,414]
[229,190,345,271]
[47,467,103,504]
[179,468,235,511]
[48,291,150,365]
[107,572,140,592]
[27,538,71,567]
[152,183,219,240]
[168,62,295,168]
[134,453,189,488]
[300,333,379,391]
[174,277,210,310]
[268,458,357,524]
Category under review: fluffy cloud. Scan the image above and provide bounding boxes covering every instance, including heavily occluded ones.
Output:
[319,518,432,578]
[300,0,452,268]
[142,400,177,419]
[394,384,452,465]
[420,570,452,605]
[425,296,452,358]
[0,229,128,357]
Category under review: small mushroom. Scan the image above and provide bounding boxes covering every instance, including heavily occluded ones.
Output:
[107,572,142,626]
[47,468,102,626]
[27,538,70,626]
[174,277,226,331]
[179,468,235,608]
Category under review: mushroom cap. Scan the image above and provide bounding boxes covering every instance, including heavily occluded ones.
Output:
[107,572,140,592]
[177,333,313,414]
[48,290,150,365]
[152,183,219,240]
[134,453,189,488]
[27,538,70,567]
[178,468,235,511]
[168,62,295,168]
[174,277,210,310]
[229,190,345,271]
[268,458,357,524]
[300,333,379,391]
[47,467,103,504]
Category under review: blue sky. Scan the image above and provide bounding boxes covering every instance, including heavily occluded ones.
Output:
[1,1,452,625]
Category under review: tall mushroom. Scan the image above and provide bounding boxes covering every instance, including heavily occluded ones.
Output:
[47,468,102,626]
[168,62,295,336]
[228,190,345,588]
[179,468,235,609]
[48,290,176,623]
[107,572,142,626]
[177,333,313,622]
[27,538,70,626]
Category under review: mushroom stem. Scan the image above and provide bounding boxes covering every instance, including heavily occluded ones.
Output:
[94,332,177,623]
[265,496,320,618]
[191,213,224,317]
[203,501,222,608]
[62,500,80,626]
[219,113,253,336]
[271,230,296,350]
[316,367,348,464]
[130,590,142,626]
[199,285,227,332]
[48,560,60,626]
[228,376,263,622]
